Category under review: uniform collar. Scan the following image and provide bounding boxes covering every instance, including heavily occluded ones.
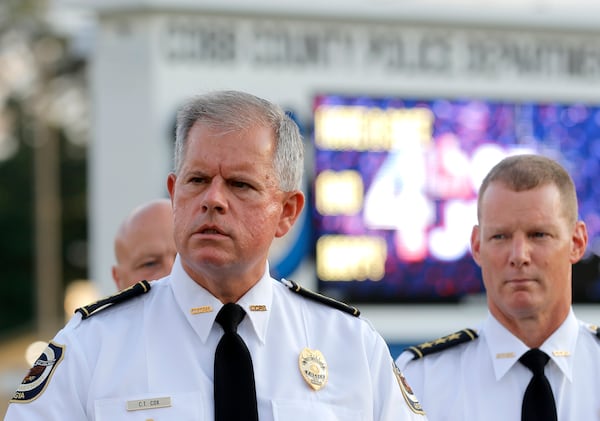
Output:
[234,266,272,345]
[169,255,273,345]
[539,309,578,381]
[483,309,578,381]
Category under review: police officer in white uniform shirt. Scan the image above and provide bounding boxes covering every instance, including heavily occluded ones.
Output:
[6,90,426,421]
[396,154,600,421]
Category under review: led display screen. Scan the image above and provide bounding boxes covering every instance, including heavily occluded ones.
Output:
[312,95,600,303]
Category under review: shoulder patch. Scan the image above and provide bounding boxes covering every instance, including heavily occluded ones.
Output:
[393,362,425,415]
[10,341,65,403]
[405,328,478,360]
[281,278,360,317]
[75,280,151,319]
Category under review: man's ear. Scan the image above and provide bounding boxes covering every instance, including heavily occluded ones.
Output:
[275,190,305,238]
[470,225,482,267]
[167,173,177,200]
[570,220,588,264]
[111,266,121,289]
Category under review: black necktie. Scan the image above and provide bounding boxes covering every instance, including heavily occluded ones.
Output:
[519,348,557,421]
[214,303,258,421]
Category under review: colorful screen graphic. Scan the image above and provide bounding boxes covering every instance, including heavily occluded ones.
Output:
[312,95,600,303]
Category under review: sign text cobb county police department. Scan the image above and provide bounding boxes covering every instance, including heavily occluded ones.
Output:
[161,17,600,81]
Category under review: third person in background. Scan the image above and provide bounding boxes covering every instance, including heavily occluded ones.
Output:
[396,154,600,421]
[111,198,176,290]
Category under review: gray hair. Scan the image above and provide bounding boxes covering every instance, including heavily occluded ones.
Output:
[174,90,304,192]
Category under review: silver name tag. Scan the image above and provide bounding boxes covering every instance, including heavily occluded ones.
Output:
[126,396,172,411]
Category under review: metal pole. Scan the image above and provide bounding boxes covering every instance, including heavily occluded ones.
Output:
[33,120,63,337]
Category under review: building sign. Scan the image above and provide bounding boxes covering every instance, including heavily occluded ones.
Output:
[162,16,600,81]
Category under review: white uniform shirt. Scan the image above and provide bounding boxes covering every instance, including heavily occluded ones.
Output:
[6,256,425,420]
[395,309,600,421]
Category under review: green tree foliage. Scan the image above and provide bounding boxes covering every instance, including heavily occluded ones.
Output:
[0,0,89,335]
[0,102,35,333]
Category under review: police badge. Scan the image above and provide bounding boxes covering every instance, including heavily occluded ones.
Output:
[298,348,328,391]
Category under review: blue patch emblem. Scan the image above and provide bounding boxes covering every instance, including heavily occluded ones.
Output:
[10,342,65,403]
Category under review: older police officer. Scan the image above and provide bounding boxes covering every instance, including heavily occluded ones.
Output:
[7,91,426,420]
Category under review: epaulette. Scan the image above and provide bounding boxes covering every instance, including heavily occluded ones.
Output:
[75,280,152,320]
[405,328,478,360]
[587,324,600,340]
[281,278,360,317]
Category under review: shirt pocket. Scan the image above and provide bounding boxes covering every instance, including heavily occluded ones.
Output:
[272,399,365,421]
[94,390,205,420]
